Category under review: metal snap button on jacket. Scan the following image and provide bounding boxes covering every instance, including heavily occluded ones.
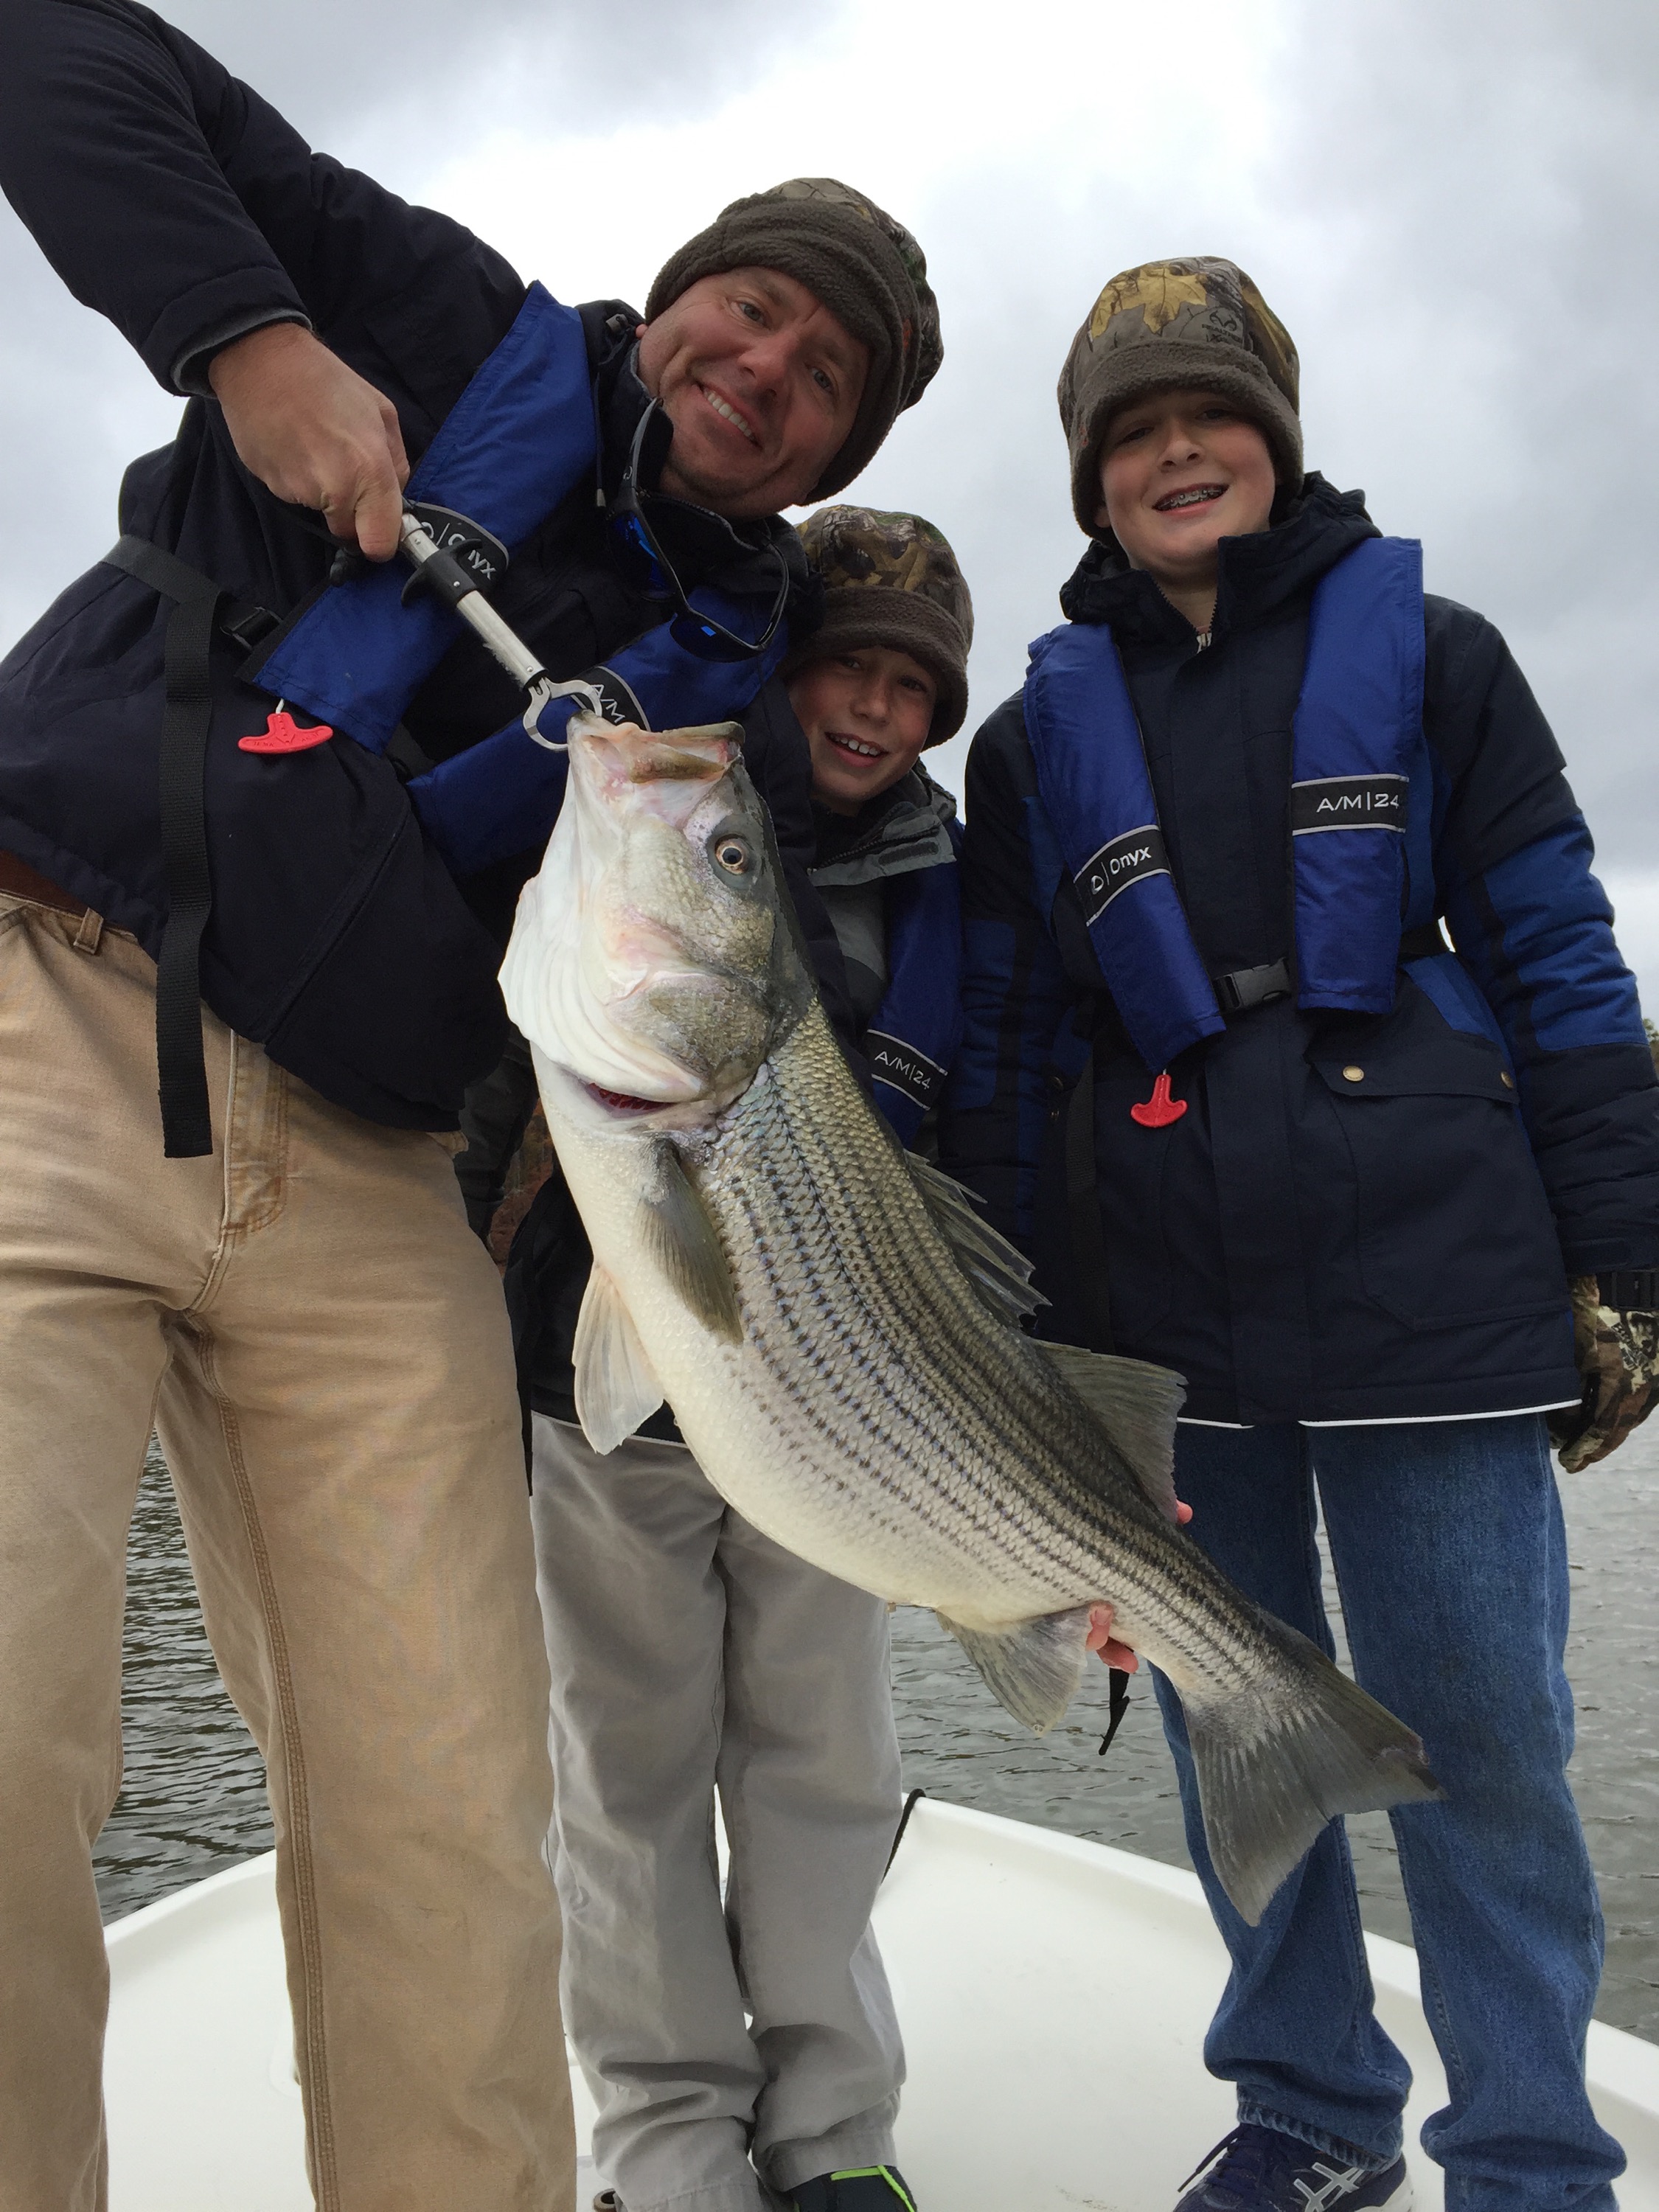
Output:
[1342,1065,1366,1082]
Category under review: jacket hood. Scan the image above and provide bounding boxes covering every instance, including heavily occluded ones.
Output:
[1057,473,1377,646]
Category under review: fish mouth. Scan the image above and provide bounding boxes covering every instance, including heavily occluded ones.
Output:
[588,1082,667,1116]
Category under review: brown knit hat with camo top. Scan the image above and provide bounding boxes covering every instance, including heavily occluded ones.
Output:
[646,179,942,503]
[1057,256,1303,538]
[782,506,973,745]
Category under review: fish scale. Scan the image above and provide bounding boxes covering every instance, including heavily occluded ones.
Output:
[505,714,1444,1924]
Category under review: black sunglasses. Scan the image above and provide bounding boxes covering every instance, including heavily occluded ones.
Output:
[607,403,791,662]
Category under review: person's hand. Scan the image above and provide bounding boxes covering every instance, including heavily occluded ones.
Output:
[1085,1604,1138,1672]
[207,322,409,560]
[1548,1274,1659,1472]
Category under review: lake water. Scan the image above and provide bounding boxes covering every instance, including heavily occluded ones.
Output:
[97,1430,1659,2043]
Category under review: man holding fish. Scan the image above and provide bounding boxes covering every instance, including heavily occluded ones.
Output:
[0,4,940,2206]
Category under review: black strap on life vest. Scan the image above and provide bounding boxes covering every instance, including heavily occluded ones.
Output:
[102,535,275,1158]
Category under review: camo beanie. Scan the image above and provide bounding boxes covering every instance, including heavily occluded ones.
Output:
[646,178,942,502]
[1057,257,1303,539]
[782,507,973,745]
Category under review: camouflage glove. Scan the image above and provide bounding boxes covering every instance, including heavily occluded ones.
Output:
[1547,1272,1659,1472]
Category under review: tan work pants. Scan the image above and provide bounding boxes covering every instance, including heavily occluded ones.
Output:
[0,893,573,2211]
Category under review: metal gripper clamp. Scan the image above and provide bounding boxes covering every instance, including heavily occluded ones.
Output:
[396,508,604,749]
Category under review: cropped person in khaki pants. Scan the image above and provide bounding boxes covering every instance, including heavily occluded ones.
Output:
[0,880,571,2210]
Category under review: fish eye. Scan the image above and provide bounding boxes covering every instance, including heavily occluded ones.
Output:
[712,835,751,874]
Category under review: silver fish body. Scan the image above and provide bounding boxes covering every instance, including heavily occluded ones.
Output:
[504,719,1441,1924]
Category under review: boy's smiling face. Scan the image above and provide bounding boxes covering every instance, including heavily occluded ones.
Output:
[787,645,937,816]
[1096,386,1276,609]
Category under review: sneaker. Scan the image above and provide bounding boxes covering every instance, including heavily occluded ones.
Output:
[1175,2125,1411,2212]
[792,2169,918,2212]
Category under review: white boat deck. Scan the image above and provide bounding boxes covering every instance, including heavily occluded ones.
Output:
[104,1797,1659,2211]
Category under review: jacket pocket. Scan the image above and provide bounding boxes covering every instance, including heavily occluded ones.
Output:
[1310,1027,1565,1328]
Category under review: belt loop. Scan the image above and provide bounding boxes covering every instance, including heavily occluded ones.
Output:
[72,906,105,956]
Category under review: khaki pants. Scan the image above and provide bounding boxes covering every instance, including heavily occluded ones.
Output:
[532,1416,905,2212]
[0,894,573,2211]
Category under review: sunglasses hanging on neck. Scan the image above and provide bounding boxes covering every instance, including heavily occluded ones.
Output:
[606,402,790,663]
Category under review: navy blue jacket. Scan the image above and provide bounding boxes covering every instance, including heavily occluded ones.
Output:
[0,0,844,1123]
[939,478,1659,1425]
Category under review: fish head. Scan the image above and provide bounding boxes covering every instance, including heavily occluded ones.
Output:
[501,716,815,1128]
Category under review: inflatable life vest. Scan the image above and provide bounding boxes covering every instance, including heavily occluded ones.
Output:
[1021,536,1430,1073]
[863,832,964,1147]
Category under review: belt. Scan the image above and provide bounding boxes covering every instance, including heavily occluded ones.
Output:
[0,848,90,919]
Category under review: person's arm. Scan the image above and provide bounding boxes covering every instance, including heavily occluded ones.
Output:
[1427,598,1659,1274]
[0,0,524,552]
[936,698,1077,1250]
[1427,597,1659,1467]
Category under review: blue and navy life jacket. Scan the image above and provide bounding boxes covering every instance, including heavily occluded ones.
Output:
[1022,535,1430,1072]
[863,822,964,1147]
[0,284,785,1138]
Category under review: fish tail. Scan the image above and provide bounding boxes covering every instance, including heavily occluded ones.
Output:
[1181,1621,1443,1926]
[939,1606,1093,1733]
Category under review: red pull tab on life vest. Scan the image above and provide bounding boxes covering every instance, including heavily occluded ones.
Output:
[1130,1071,1187,1128]
[239,706,334,754]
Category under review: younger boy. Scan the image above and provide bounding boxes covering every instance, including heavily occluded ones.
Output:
[943,257,1659,2212]
[512,508,971,2212]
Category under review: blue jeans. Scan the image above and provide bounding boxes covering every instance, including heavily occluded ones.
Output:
[1152,1416,1622,2212]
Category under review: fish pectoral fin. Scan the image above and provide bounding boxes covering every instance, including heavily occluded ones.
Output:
[1034,1342,1187,1521]
[1180,1619,1444,1927]
[641,1144,742,1344]
[573,1265,665,1454]
[906,1154,1047,1327]
[938,1606,1093,1733]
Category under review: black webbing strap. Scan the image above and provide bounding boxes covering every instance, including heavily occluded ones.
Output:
[1098,1666,1133,1757]
[883,1787,927,1877]
[1062,1044,1116,1354]
[104,535,229,1158]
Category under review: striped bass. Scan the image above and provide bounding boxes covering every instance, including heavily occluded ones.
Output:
[501,717,1440,1924]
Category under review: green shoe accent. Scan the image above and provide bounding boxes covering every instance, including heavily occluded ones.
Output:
[827,2169,917,2212]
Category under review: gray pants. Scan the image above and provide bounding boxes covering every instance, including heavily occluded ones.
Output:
[530,1416,905,2212]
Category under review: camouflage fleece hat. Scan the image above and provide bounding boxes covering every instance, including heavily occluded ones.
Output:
[645,178,942,502]
[782,506,973,744]
[1057,256,1303,538]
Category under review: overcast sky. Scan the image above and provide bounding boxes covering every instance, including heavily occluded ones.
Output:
[4,0,1658,1001]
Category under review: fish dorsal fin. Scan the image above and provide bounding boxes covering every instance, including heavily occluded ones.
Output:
[1034,1342,1186,1521]
[641,1144,742,1344]
[573,1265,665,1454]
[906,1155,1046,1328]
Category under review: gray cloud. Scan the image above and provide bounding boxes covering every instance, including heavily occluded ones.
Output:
[4,0,1658,961]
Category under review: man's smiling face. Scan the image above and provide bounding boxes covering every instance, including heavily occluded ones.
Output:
[636,267,869,519]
